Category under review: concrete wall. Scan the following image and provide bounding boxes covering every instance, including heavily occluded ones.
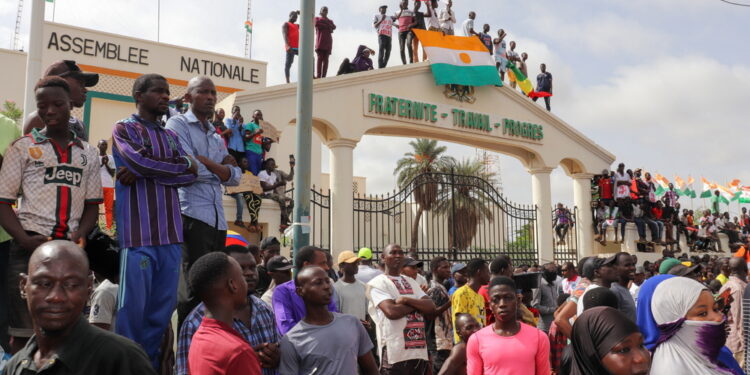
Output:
[0,48,28,113]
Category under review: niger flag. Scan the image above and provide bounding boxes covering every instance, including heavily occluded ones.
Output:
[413,29,502,87]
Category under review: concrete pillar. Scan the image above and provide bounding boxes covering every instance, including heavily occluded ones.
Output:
[573,173,595,258]
[530,167,554,263]
[328,139,357,261]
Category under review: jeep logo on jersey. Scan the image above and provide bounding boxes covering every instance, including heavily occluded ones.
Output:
[44,165,83,187]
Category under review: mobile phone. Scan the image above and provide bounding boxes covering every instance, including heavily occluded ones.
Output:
[289,154,295,163]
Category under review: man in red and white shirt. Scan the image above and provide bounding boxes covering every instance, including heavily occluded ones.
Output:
[373,5,396,68]
[561,262,582,295]
[0,77,101,348]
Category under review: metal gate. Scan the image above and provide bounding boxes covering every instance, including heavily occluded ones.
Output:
[284,187,331,251]
[353,171,538,265]
[552,206,579,265]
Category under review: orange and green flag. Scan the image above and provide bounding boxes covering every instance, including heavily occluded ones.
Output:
[244,20,253,34]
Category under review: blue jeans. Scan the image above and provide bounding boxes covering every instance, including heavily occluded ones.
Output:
[285,48,298,81]
[245,150,263,176]
[116,244,181,369]
[233,193,244,222]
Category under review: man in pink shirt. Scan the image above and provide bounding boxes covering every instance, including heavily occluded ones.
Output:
[466,276,550,375]
[187,252,261,375]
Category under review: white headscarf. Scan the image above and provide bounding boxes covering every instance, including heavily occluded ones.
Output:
[650,277,732,375]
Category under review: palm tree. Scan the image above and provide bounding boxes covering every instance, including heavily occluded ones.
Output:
[434,158,496,255]
[394,139,454,257]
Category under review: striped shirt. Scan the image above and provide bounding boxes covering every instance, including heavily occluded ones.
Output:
[0,129,102,238]
[112,115,196,248]
[176,295,280,375]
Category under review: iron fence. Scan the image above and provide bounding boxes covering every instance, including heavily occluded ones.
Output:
[552,206,579,265]
[284,187,331,251]
[353,171,538,267]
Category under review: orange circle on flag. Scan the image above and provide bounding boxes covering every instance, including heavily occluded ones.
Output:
[459,53,472,64]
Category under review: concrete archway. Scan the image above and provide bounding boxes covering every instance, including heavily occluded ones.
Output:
[233,63,615,262]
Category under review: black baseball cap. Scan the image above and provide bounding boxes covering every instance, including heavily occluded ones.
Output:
[44,60,99,87]
[267,256,293,272]
[403,257,423,268]
[260,236,280,249]
[380,4,388,9]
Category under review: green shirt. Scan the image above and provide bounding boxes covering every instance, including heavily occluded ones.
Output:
[243,122,262,154]
[0,113,20,243]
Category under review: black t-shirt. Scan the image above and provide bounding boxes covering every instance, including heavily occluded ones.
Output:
[256,264,271,296]
[4,318,155,375]
[411,11,426,30]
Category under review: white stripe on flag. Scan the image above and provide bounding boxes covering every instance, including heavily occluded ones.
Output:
[423,46,495,67]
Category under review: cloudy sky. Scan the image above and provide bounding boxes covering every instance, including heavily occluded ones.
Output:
[2,0,749,212]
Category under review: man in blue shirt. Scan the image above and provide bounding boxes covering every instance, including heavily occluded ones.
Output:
[224,105,245,163]
[165,76,242,327]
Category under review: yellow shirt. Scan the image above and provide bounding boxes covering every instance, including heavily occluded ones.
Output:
[716,273,728,285]
[451,284,486,343]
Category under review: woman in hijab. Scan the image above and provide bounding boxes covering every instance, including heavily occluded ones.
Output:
[650,277,741,375]
[568,306,650,375]
[637,275,744,375]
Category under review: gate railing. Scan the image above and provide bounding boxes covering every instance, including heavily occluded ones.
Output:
[552,206,579,265]
[353,171,538,266]
[284,187,331,251]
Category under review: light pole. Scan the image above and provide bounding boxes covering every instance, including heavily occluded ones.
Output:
[292,0,315,260]
[22,0,45,125]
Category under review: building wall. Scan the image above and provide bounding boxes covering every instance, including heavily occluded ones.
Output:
[0,48,28,112]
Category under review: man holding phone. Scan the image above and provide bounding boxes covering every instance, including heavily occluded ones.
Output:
[258,157,295,230]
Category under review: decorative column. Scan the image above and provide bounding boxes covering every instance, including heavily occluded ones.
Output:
[573,173,595,258]
[328,139,357,262]
[530,167,554,263]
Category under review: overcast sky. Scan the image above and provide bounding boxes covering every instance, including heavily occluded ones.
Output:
[2,0,749,212]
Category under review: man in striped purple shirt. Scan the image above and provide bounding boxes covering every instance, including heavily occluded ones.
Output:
[112,73,197,370]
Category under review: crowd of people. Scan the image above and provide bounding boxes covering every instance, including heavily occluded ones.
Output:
[592,163,750,253]
[280,0,554,110]
[1,41,749,375]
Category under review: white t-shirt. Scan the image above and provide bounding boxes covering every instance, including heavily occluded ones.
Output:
[439,8,455,30]
[99,155,115,188]
[355,265,383,284]
[370,277,427,321]
[462,18,474,36]
[334,279,368,321]
[257,170,276,186]
[427,4,440,29]
[88,279,118,330]
[629,283,641,306]
[561,275,581,295]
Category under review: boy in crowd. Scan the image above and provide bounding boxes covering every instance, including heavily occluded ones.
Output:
[187,252,262,374]
[280,266,378,374]
[273,246,338,335]
[261,255,293,308]
[89,271,119,331]
[177,245,280,375]
[452,258,490,342]
[427,256,453,373]
[438,313,481,375]
[334,250,368,324]
[0,77,102,352]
